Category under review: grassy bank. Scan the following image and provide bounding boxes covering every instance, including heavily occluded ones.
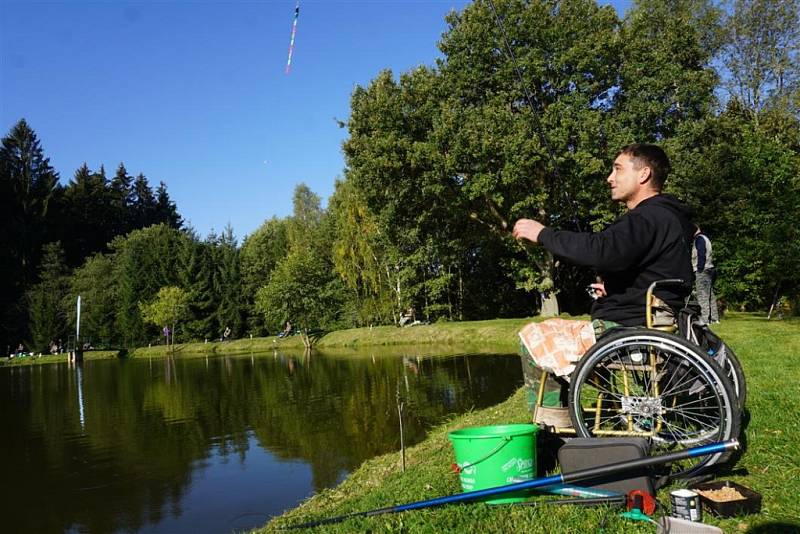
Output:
[0,350,119,367]
[127,317,545,360]
[2,317,544,366]
[260,314,800,533]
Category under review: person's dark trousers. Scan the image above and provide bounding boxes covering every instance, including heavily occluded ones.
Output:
[695,268,719,323]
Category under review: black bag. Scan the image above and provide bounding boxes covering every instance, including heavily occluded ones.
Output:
[678,305,734,370]
[558,438,655,496]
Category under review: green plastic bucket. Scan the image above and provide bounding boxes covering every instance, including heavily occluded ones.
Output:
[447,423,539,504]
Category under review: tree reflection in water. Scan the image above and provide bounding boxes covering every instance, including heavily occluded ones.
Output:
[0,349,522,533]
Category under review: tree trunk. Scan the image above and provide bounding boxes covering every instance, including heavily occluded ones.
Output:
[539,291,560,317]
[458,266,464,321]
[537,251,559,317]
[301,330,312,350]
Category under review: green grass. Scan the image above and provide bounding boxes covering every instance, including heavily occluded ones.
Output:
[258,313,800,533]
[126,317,552,360]
[0,350,118,367]
[4,317,551,366]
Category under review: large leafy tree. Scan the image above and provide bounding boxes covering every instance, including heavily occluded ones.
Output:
[329,178,397,326]
[255,248,344,349]
[613,0,723,143]
[721,0,799,116]
[240,217,290,335]
[342,0,622,317]
[255,184,345,346]
[435,0,623,315]
[139,286,190,350]
[669,104,800,309]
[343,67,480,321]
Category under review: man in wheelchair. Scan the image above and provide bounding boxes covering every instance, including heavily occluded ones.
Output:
[512,143,741,478]
[513,143,694,376]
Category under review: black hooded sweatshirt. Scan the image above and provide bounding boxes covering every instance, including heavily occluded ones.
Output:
[538,194,695,326]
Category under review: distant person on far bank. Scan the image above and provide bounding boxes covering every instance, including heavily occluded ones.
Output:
[692,226,719,324]
[279,321,292,338]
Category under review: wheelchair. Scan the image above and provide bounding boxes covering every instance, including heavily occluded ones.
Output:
[525,279,745,479]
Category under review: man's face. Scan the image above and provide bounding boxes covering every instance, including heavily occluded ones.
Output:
[607,153,647,203]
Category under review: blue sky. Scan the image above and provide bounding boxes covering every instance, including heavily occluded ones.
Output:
[1,0,629,240]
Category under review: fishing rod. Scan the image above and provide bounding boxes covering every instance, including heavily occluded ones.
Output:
[484,0,583,232]
[283,439,738,529]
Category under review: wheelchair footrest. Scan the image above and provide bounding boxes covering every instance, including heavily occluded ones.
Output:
[533,406,573,429]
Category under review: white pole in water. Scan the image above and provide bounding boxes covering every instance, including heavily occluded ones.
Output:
[76,295,82,346]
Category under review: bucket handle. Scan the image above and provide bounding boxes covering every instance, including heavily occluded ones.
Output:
[457,436,513,471]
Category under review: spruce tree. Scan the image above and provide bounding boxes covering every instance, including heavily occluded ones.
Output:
[27,242,70,352]
[110,163,134,236]
[0,119,61,351]
[214,224,244,339]
[180,240,218,341]
[132,173,157,228]
[154,181,182,229]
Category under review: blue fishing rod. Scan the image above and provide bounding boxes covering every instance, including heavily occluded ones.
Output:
[284,439,738,529]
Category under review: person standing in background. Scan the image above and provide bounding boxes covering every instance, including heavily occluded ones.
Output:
[692,227,719,324]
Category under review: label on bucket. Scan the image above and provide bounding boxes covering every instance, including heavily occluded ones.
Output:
[501,457,533,473]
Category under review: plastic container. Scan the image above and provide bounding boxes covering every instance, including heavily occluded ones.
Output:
[448,423,539,504]
[691,480,762,517]
[657,516,723,534]
[670,489,702,522]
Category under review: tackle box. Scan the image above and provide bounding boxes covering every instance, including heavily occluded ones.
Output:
[690,480,762,517]
[558,437,655,496]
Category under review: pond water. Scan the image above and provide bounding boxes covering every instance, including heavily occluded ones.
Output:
[1,349,523,533]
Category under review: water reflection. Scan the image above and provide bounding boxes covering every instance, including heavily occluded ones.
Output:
[1,349,522,533]
[74,361,86,429]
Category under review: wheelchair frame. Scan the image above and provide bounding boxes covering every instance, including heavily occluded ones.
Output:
[528,279,743,477]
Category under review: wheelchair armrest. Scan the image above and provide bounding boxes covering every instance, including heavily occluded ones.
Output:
[645,279,685,329]
[646,278,685,295]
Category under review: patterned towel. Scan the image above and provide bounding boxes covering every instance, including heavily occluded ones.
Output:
[518,319,595,377]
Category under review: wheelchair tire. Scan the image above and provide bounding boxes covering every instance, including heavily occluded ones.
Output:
[720,343,747,411]
[568,330,740,479]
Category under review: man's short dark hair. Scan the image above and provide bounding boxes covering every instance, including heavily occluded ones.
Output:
[618,143,671,191]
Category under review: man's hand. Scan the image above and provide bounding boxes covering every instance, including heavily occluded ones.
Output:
[512,219,546,243]
[589,282,607,298]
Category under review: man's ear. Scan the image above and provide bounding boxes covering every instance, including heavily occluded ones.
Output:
[638,166,652,185]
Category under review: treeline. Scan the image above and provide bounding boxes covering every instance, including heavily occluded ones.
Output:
[3,0,799,353]
[1,119,182,352]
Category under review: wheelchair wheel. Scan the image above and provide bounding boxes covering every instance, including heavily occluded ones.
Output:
[690,325,747,411]
[718,343,747,411]
[568,330,740,479]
